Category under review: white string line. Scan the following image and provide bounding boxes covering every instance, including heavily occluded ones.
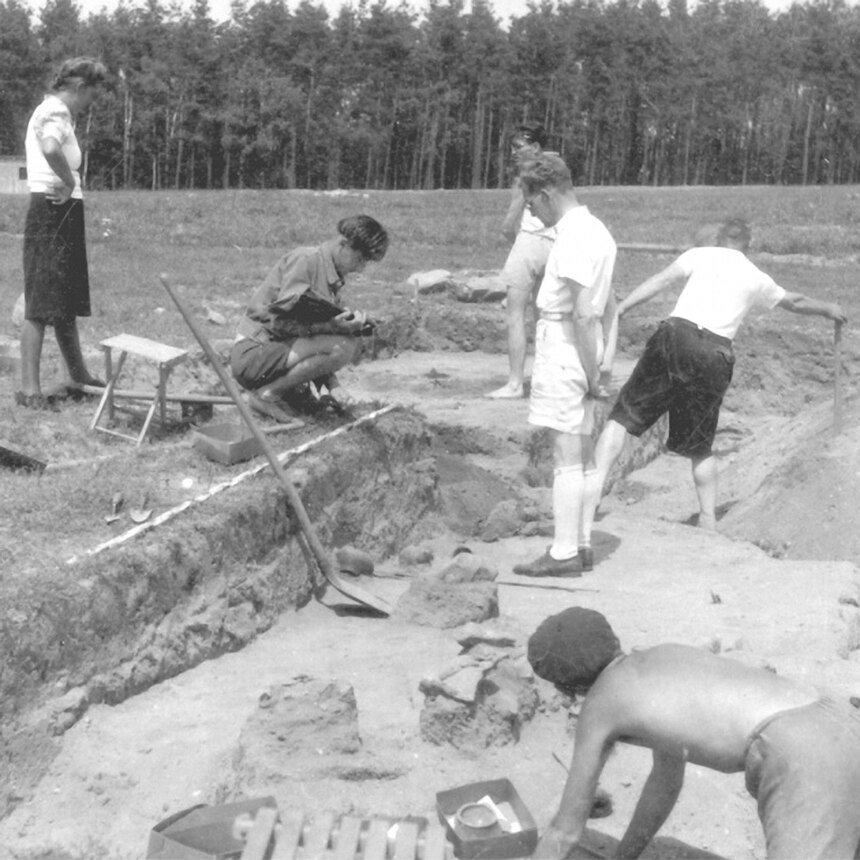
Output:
[65,404,397,565]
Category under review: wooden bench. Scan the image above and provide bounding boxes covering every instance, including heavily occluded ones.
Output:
[90,333,189,445]
[238,809,452,860]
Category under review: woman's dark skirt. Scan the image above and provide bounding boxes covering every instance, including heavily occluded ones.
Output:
[23,193,91,324]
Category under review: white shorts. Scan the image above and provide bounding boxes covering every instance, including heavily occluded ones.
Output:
[502,231,553,300]
[528,319,595,435]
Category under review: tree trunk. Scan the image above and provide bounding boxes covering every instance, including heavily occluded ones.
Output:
[471,89,484,189]
[801,95,814,186]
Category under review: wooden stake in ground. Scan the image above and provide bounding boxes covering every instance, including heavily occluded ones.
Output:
[159,273,392,616]
[834,319,844,436]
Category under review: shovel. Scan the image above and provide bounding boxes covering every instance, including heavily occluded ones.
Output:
[159,274,391,616]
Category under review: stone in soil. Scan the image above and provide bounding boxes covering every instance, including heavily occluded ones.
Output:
[433,552,499,583]
[419,652,538,749]
[393,580,499,628]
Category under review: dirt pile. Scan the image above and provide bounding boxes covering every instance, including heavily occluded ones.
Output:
[721,398,860,563]
[230,679,362,790]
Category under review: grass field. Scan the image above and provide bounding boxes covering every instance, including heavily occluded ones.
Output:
[0,184,857,576]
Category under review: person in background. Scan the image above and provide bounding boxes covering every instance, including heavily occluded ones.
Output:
[582,217,846,538]
[528,607,860,860]
[19,57,108,409]
[231,215,388,421]
[486,122,556,400]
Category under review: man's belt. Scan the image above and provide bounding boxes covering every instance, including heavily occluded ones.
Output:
[539,311,570,321]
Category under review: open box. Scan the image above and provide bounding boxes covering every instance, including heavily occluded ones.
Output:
[193,422,261,465]
[436,778,538,859]
[146,796,277,859]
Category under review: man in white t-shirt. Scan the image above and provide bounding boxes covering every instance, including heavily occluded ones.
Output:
[512,154,618,578]
[587,218,846,534]
[486,123,556,400]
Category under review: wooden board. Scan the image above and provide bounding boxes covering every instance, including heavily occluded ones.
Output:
[238,810,451,860]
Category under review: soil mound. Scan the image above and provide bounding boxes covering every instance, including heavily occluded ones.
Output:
[721,398,860,563]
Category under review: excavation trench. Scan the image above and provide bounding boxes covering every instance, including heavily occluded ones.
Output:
[0,400,666,823]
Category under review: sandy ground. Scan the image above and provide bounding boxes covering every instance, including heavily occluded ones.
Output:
[2,349,859,860]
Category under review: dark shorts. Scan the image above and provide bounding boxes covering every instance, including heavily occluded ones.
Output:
[745,698,860,860]
[609,317,734,458]
[231,337,298,391]
[23,194,90,324]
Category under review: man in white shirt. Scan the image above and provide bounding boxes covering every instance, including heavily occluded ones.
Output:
[512,154,618,578]
[587,218,846,534]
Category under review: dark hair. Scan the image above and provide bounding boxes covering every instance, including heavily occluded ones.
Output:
[337,215,389,261]
[527,608,621,692]
[716,218,751,251]
[515,122,547,149]
[50,57,108,92]
[518,153,572,196]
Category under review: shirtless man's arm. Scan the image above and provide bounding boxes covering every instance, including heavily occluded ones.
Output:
[614,749,686,859]
[533,687,618,859]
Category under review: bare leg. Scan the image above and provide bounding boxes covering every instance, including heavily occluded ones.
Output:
[691,453,718,530]
[257,337,357,401]
[54,319,103,385]
[20,319,46,395]
[487,287,530,399]
[580,419,629,549]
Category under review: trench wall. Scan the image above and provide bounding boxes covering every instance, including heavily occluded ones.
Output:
[0,402,666,819]
[0,410,440,818]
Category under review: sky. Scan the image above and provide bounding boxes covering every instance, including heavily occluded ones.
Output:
[40,0,806,26]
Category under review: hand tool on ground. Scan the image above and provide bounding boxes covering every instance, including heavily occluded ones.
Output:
[159,273,391,616]
[834,319,844,436]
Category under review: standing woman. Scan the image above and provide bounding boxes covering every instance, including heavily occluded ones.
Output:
[18,57,108,408]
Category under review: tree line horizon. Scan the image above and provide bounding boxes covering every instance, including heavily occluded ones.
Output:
[1,0,857,191]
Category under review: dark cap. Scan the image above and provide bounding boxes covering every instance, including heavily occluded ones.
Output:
[527,608,621,692]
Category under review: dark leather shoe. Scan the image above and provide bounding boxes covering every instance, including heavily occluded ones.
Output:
[578,546,594,572]
[513,550,582,578]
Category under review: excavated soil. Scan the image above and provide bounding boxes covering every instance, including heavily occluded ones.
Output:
[2,282,860,860]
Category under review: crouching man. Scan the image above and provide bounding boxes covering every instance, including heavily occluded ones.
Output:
[528,607,860,859]
[231,214,388,419]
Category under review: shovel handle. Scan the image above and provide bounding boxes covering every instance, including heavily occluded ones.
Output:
[158,273,336,583]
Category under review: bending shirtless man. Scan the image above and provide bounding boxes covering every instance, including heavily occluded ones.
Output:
[528,607,860,859]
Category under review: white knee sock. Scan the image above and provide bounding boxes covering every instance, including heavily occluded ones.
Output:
[550,465,584,560]
[579,466,601,549]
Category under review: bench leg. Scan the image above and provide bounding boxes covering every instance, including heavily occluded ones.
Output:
[90,350,126,432]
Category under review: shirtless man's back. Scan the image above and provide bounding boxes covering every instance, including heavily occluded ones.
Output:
[528,608,860,860]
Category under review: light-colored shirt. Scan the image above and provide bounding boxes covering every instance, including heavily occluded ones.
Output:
[671,247,786,339]
[536,205,616,316]
[520,207,555,238]
[25,94,83,198]
[236,240,344,343]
